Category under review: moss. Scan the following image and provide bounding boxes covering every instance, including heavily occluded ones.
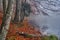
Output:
[49,35,58,40]
[25,34,33,38]
[41,35,58,40]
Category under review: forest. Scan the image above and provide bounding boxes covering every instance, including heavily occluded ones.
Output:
[0,0,59,40]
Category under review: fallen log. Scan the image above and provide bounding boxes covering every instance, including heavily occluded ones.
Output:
[16,31,42,38]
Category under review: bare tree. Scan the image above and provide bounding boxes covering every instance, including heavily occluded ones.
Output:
[14,0,22,23]
[14,0,25,23]
[14,0,31,24]
[0,0,14,40]
[3,0,8,14]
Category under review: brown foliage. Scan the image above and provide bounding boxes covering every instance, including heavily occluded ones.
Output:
[0,12,41,40]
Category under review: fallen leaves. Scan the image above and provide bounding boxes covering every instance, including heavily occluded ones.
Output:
[6,18,41,40]
[0,12,41,40]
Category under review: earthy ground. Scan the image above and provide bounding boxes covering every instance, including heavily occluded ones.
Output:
[0,12,41,40]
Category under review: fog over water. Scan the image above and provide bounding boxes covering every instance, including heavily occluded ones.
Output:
[28,0,60,38]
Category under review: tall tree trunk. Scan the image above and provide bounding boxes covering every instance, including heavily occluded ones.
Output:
[0,0,14,40]
[14,0,21,23]
[0,0,3,12]
[3,0,8,14]
[14,0,24,23]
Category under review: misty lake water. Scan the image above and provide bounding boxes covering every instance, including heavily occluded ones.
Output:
[29,14,60,37]
[28,0,60,38]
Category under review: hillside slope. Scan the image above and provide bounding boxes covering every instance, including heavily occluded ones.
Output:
[0,12,41,40]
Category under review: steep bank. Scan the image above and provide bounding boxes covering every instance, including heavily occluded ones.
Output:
[0,12,41,40]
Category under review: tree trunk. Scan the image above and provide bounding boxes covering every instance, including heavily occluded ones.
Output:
[14,0,21,23]
[3,0,8,14]
[0,0,3,12]
[14,0,24,23]
[0,0,14,40]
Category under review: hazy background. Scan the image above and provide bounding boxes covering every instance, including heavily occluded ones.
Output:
[28,0,60,38]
